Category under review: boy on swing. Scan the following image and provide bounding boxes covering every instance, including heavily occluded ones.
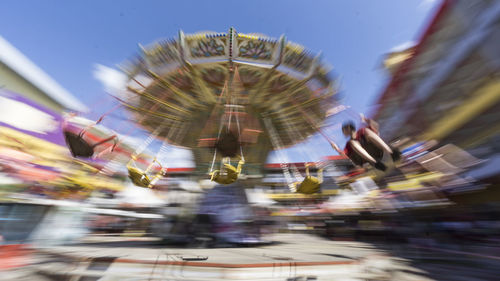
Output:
[331,115,401,171]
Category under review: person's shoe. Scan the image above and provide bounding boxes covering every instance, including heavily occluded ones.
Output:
[373,160,387,171]
[391,148,402,162]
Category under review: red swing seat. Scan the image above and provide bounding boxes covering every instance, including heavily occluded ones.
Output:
[63,129,117,158]
[63,131,95,158]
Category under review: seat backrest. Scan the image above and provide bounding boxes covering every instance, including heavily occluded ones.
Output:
[297,176,320,194]
[64,131,94,158]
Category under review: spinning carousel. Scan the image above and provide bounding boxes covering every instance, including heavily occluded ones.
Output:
[64,28,340,192]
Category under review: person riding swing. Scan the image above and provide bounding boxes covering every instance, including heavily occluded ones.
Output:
[331,116,401,171]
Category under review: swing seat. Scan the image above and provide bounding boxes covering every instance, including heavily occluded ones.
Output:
[64,130,117,158]
[127,156,165,188]
[296,176,321,194]
[63,131,95,158]
[210,164,239,184]
[210,160,244,185]
[357,128,384,161]
[128,166,152,187]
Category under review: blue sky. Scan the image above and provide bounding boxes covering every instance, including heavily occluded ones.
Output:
[1,0,440,164]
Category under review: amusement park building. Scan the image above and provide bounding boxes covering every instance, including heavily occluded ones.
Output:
[0,36,88,161]
[373,0,500,159]
[0,37,129,194]
[0,36,149,174]
[0,36,87,113]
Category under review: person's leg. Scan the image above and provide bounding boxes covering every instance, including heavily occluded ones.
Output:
[363,129,401,161]
[349,140,376,164]
[363,129,392,154]
[349,140,387,171]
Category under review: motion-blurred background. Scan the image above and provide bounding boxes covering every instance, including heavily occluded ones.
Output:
[0,0,499,280]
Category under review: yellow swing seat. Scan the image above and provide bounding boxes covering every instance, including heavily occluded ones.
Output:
[296,177,321,194]
[295,164,323,194]
[127,157,164,188]
[128,166,153,187]
[210,159,244,185]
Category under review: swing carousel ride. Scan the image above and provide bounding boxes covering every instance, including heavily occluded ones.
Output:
[117,28,337,174]
[63,28,341,191]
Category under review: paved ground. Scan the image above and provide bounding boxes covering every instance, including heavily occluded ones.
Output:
[373,242,500,281]
[1,234,499,280]
[36,234,384,264]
